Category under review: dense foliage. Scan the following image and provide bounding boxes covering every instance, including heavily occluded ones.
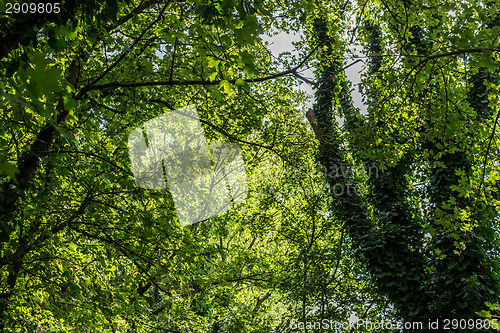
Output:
[1,0,500,332]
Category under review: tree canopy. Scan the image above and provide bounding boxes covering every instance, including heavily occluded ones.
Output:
[1,0,500,332]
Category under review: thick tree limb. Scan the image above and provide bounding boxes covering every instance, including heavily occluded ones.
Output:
[305,108,324,141]
[0,55,87,222]
[253,292,271,313]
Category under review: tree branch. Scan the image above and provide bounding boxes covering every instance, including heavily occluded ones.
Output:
[253,292,271,313]
[76,39,326,98]
[88,2,171,87]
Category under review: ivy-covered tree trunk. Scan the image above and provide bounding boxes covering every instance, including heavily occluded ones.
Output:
[311,5,500,328]
[426,65,499,318]
[312,15,432,323]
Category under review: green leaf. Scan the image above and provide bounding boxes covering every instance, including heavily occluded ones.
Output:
[48,34,67,51]
[208,71,218,82]
[235,78,250,92]
[0,156,19,179]
[208,57,220,69]
[477,310,491,319]
[243,64,258,79]
[219,79,231,93]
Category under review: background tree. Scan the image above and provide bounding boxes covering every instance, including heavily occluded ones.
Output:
[309,0,500,328]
